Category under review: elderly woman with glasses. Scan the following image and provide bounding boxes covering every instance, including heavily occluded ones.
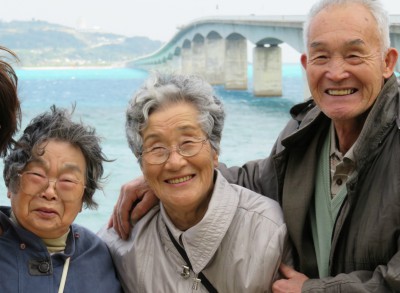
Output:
[0,106,122,292]
[100,73,291,292]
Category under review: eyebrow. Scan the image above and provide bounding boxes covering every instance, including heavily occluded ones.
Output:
[62,163,84,174]
[27,157,83,174]
[27,157,49,169]
[310,38,366,49]
[310,41,324,49]
[346,39,366,47]
[143,124,200,142]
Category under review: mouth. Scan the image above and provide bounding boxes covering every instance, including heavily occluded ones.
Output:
[325,88,357,96]
[34,208,58,217]
[166,175,194,184]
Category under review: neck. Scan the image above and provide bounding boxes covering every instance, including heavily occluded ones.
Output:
[333,114,367,154]
[164,194,212,231]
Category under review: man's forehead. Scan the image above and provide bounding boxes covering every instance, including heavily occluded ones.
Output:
[311,2,376,27]
[307,3,380,46]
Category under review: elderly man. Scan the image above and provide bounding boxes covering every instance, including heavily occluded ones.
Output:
[112,0,400,291]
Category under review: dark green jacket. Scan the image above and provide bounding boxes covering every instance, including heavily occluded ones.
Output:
[219,74,400,292]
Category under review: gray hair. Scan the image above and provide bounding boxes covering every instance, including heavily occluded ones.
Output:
[3,105,109,209]
[303,0,390,53]
[126,73,225,165]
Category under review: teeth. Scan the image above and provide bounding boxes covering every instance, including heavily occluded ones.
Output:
[327,89,355,95]
[167,175,193,184]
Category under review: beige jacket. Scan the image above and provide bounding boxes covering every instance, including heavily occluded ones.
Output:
[100,171,290,293]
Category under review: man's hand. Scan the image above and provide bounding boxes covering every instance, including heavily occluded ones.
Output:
[272,263,309,293]
[108,176,159,240]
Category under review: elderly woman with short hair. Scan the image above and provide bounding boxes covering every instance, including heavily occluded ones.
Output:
[0,106,122,292]
[101,73,291,292]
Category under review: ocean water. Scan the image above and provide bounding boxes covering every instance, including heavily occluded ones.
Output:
[0,64,303,232]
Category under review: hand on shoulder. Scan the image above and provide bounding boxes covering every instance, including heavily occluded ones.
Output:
[108,176,159,240]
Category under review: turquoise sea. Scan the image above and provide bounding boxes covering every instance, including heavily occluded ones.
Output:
[0,64,303,232]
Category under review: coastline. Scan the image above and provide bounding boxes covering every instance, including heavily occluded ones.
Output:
[18,64,126,70]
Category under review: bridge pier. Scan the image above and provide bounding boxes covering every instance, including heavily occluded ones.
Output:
[181,44,192,74]
[253,45,282,97]
[192,35,206,78]
[205,33,225,85]
[170,55,181,74]
[224,34,248,90]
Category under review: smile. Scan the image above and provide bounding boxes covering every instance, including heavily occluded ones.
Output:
[326,89,356,96]
[166,175,193,184]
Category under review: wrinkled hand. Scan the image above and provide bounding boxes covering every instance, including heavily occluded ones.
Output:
[108,176,159,240]
[272,263,309,293]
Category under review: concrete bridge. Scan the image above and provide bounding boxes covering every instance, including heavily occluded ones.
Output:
[129,15,400,97]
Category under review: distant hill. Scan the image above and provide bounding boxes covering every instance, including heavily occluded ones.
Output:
[0,20,163,67]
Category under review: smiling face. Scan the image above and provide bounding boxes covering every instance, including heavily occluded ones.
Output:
[301,3,397,123]
[140,102,218,224]
[10,140,87,239]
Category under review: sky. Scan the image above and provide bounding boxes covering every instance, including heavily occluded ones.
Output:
[2,0,400,42]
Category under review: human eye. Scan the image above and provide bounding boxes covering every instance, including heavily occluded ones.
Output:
[346,53,363,64]
[59,174,79,184]
[310,53,329,64]
[181,138,201,147]
[57,175,80,190]
[145,145,167,158]
[182,138,198,145]
[24,170,47,183]
[180,138,202,154]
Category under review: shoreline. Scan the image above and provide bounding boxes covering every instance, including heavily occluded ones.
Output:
[16,61,305,71]
[17,64,127,70]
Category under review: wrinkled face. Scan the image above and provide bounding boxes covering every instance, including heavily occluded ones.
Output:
[10,140,86,239]
[301,3,394,123]
[140,102,218,216]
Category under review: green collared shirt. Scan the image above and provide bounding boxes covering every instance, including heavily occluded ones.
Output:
[329,123,357,198]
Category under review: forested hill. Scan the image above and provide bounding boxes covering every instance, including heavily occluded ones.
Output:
[0,20,163,67]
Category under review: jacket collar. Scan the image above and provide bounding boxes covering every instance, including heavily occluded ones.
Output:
[353,75,399,163]
[0,206,76,258]
[282,74,400,153]
[160,170,239,274]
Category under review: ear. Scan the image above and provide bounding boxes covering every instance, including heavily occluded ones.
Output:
[383,48,399,79]
[212,150,219,167]
[7,190,12,199]
[301,53,308,70]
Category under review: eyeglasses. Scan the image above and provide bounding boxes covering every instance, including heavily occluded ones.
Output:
[18,171,86,199]
[140,138,208,165]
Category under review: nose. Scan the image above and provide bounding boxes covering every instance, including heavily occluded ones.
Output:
[325,57,350,81]
[40,180,58,200]
[164,149,186,169]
